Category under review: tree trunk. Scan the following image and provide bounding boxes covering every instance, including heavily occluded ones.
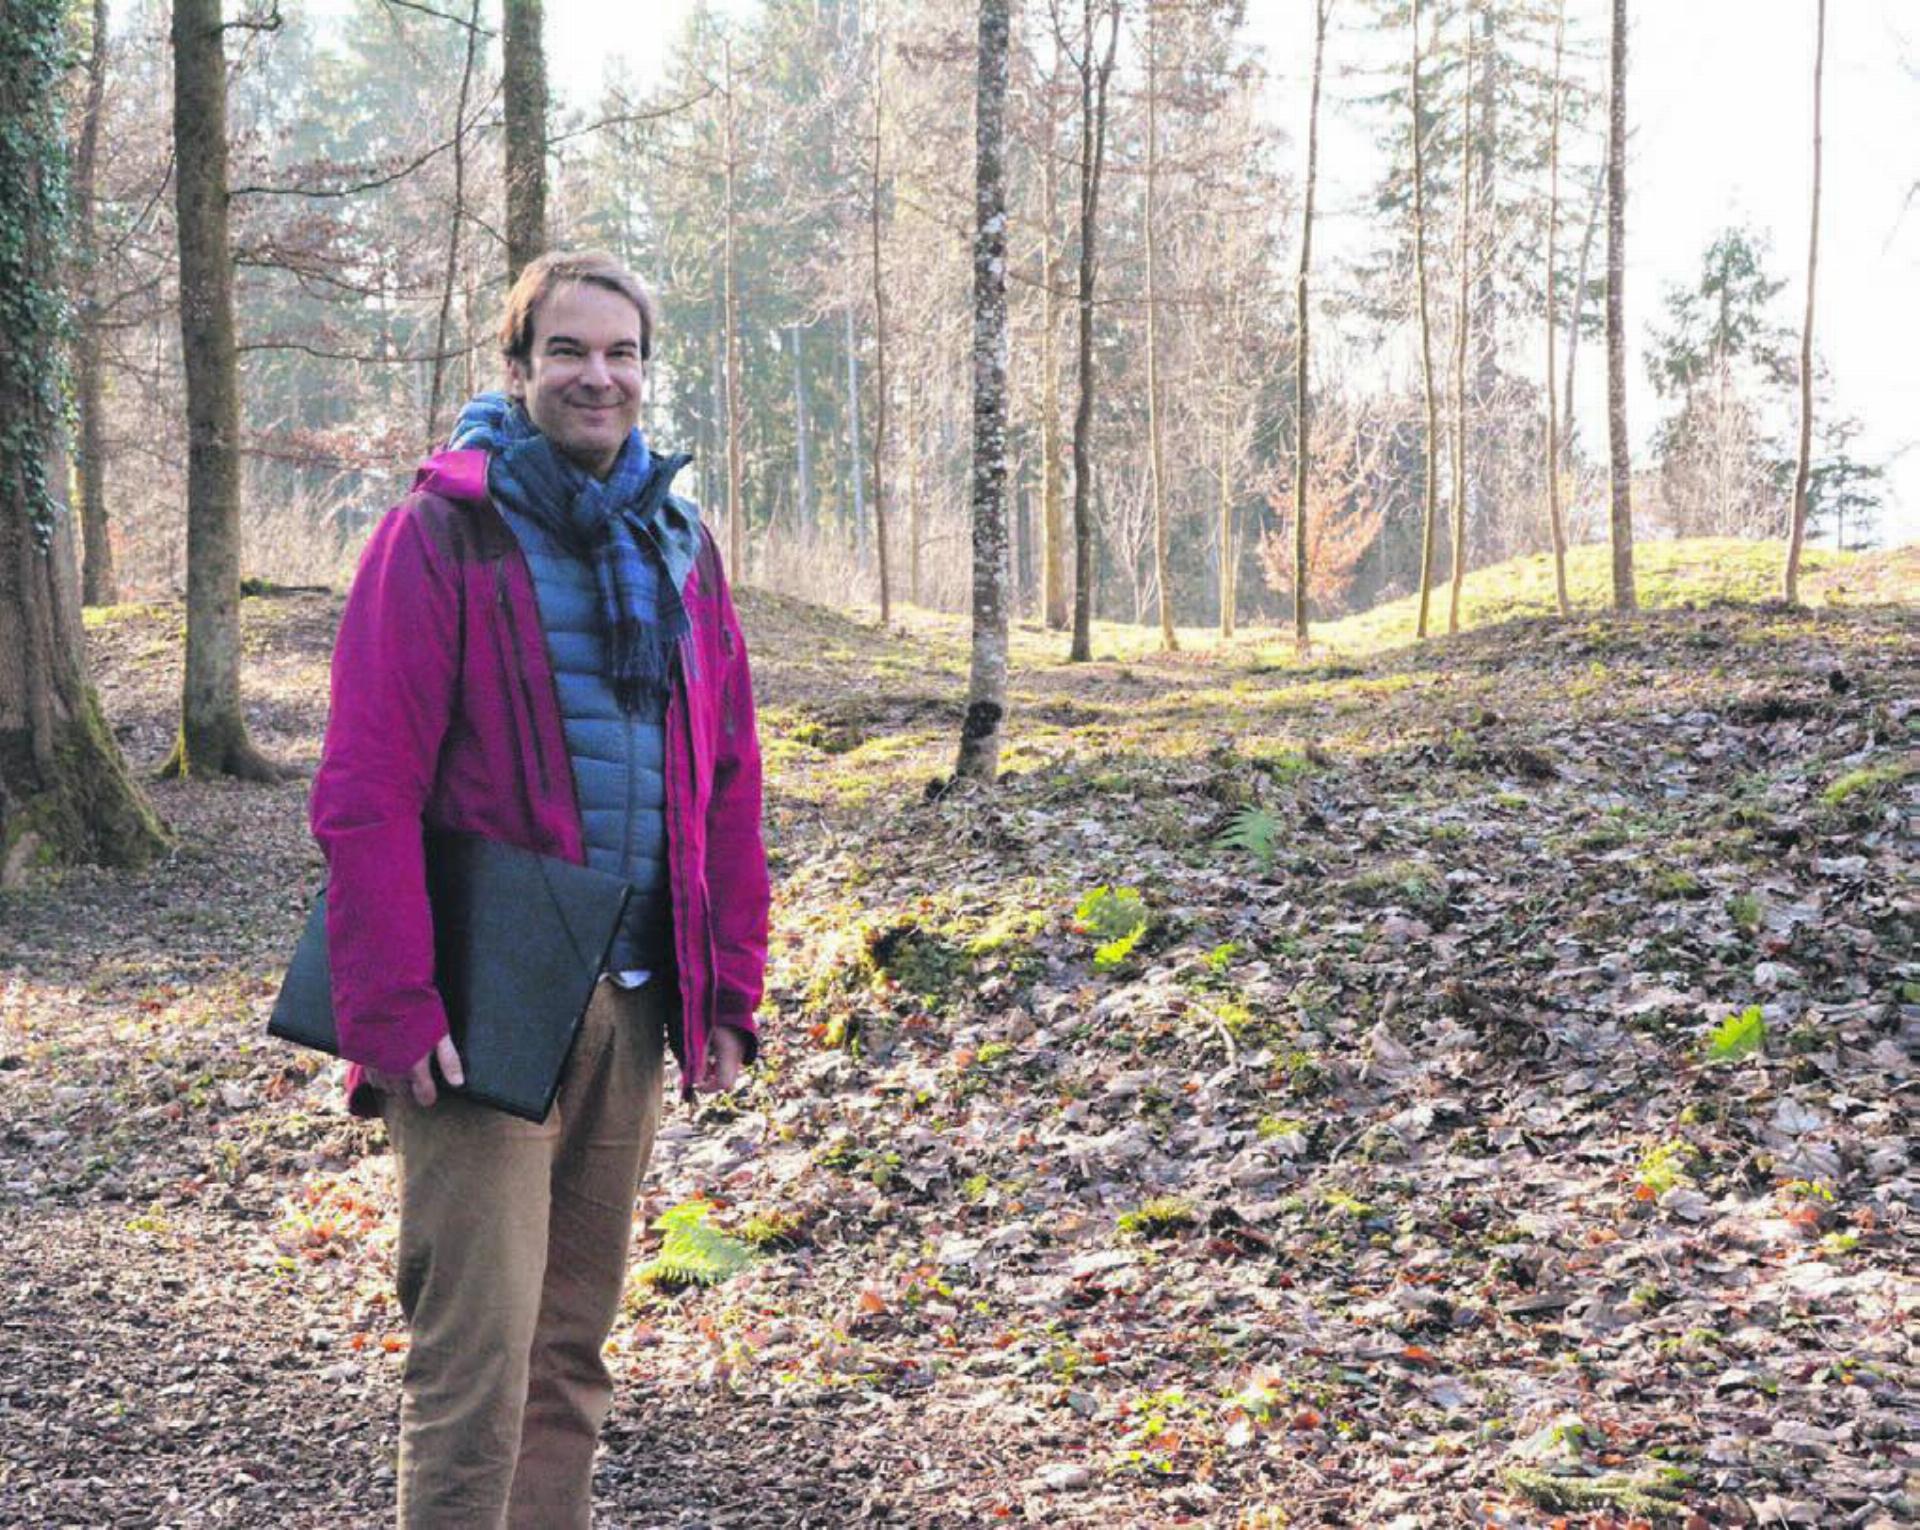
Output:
[722,40,746,581]
[1,0,168,878]
[844,304,866,556]
[502,0,548,284]
[167,0,279,781]
[1605,0,1635,612]
[1562,154,1606,471]
[1293,0,1330,651]
[1068,0,1120,664]
[956,0,1011,783]
[1412,0,1442,639]
[1783,0,1825,605]
[1543,0,1571,615]
[73,0,115,607]
[1448,8,1474,636]
[907,382,922,604]
[1040,67,1068,631]
[425,0,482,451]
[1143,2,1176,652]
[1218,398,1235,637]
[870,1,892,623]
[791,324,813,531]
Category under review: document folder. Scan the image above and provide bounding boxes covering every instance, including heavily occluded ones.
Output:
[269,832,633,1122]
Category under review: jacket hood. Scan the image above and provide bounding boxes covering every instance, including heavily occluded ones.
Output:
[412,448,490,504]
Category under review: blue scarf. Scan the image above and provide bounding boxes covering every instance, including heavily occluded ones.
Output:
[450,393,698,715]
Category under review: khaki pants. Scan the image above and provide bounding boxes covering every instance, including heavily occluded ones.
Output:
[381,981,667,1530]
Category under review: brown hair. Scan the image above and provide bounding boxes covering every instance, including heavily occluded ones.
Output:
[497,249,657,366]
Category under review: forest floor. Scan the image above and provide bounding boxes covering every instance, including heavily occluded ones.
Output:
[1,543,1916,1528]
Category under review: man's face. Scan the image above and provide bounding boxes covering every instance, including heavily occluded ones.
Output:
[507,281,645,478]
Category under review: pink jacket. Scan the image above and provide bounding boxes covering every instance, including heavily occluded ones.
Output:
[309,449,769,1110]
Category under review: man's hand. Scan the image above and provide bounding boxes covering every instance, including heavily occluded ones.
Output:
[366,1034,465,1108]
[698,1025,747,1097]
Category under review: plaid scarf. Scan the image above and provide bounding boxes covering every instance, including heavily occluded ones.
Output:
[450,393,696,716]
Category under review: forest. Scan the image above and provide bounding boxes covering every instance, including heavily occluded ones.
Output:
[1,0,1915,1525]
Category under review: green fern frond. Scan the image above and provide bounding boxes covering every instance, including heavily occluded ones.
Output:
[1216,807,1281,870]
[636,1200,757,1289]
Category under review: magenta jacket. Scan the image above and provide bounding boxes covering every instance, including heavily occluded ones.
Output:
[309,449,769,1110]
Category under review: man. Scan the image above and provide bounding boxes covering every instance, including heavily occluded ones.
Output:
[310,249,769,1527]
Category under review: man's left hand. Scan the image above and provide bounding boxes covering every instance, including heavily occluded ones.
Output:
[698,1025,748,1096]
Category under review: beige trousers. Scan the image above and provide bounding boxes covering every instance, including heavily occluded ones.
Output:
[381,981,667,1530]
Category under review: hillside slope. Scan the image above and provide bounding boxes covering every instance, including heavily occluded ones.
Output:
[1,579,1914,1527]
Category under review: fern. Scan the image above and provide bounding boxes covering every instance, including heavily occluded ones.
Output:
[1074,885,1150,970]
[1705,1005,1766,1064]
[1216,806,1282,870]
[635,1200,757,1289]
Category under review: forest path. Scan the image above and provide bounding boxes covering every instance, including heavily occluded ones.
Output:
[2,581,1914,1527]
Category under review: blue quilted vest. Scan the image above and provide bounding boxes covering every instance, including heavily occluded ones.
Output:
[496,505,673,976]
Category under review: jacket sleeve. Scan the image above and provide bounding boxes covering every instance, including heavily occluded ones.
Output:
[309,501,458,1076]
[702,534,771,1060]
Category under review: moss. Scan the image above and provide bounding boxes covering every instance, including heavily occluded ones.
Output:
[1500,1467,1686,1520]
[1821,757,1913,809]
[3,686,170,884]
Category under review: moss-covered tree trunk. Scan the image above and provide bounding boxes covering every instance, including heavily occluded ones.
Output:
[0,0,169,882]
[166,0,279,781]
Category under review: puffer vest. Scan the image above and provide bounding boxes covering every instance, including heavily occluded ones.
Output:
[496,505,672,975]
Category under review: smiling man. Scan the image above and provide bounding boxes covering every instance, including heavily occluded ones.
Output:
[310,250,768,1527]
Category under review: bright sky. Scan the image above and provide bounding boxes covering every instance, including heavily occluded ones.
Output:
[544,1,1920,545]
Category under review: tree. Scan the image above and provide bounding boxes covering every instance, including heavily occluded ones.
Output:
[1142,0,1175,651]
[1541,0,1570,615]
[1412,0,1443,638]
[1292,0,1331,650]
[71,0,115,607]
[168,0,281,780]
[870,0,893,622]
[1604,0,1633,612]
[1447,3,1473,635]
[1783,0,1825,606]
[957,0,1011,784]
[1061,0,1120,663]
[503,0,548,283]
[424,0,484,451]
[0,0,168,878]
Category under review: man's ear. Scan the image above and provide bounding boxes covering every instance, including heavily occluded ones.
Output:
[504,358,528,400]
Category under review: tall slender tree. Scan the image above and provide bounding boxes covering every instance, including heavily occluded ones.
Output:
[1143,0,1175,651]
[424,0,483,450]
[72,0,114,607]
[503,0,548,283]
[1412,0,1443,639]
[1292,0,1331,650]
[1039,57,1069,631]
[870,0,893,622]
[1542,0,1571,616]
[957,0,1011,783]
[167,0,279,780]
[1447,7,1474,636]
[1604,0,1634,612]
[1,0,168,876]
[1063,0,1121,663]
[722,37,746,579]
[1783,0,1825,605]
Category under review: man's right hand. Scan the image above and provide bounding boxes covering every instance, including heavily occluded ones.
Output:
[365,1034,466,1107]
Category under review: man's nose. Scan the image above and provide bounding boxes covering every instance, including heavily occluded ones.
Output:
[580,351,613,387]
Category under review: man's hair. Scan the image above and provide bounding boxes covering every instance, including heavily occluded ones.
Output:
[498,250,657,366]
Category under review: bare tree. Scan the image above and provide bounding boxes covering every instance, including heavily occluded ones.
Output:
[723,38,746,579]
[72,0,116,607]
[1783,0,1825,605]
[871,0,893,621]
[1447,7,1474,636]
[424,0,483,450]
[1,0,168,877]
[1292,0,1331,651]
[1542,0,1571,616]
[1412,0,1443,639]
[503,0,548,282]
[956,0,1011,784]
[1061,0,1121,663]
[1605,0,1634,612]
[167,0,280,780]
[1039,52,1069,630]
[1143,0,1176,651]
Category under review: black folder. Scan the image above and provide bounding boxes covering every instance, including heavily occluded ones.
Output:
[269,832,633,1121]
